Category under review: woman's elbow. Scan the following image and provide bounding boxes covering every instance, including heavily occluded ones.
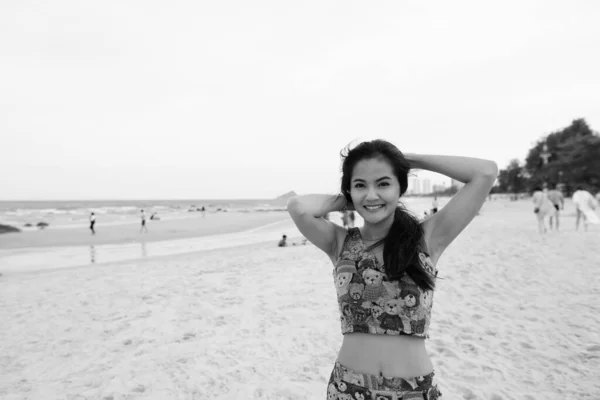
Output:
[481,161,499,179]
[286,196,303,214]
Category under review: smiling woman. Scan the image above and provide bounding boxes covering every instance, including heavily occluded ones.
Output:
[287,139,498,399]
[339,141,433,289]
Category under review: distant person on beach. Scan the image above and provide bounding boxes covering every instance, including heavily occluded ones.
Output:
[546,186,564,230]
[572,188,598,231]
[347,210,355,228]
[201,206,206,217]
[287,139,497,399]
[532,187,557,234]
[341,211,355,229]
[278,234,287,247]
[341,211,349,228]
[89,212,96,235]
[140,209,148,233]
[432,196,439,214]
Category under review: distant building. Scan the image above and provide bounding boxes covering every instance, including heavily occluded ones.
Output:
[423,179,431,194]
[408,177,421,194]
[432,184,446,193]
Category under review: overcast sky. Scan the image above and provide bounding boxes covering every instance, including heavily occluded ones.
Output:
[2,1,599,200]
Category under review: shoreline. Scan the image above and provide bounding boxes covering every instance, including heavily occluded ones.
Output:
[0,213,311,275]
[1,199,595,276]
[0,211,291,250]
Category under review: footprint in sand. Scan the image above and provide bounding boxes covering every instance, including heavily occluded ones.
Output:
[132,385,146,393]
[461,343,479,354]
[437,347,459,358]
[221,296,243,305]
[586,344,600,352]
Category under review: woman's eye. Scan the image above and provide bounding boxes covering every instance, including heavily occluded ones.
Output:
[354,183,364,188]
[379,182,390,187]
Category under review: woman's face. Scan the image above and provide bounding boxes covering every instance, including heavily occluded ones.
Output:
[349,157,400,225]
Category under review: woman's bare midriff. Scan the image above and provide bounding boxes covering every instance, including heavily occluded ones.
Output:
[337,333,433,378]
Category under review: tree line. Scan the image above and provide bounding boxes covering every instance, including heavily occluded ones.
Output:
[494,118,600,196]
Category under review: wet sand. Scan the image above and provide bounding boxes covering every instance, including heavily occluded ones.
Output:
[0,211,290,249]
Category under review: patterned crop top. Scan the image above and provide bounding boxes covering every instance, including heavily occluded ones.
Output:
[332,228,438,338]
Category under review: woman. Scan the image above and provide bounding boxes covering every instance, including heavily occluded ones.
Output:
[532,187,557,234]
[287,140,497,399]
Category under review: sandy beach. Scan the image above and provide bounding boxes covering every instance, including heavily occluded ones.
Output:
[0,211,291,250]
[1,198,599,399]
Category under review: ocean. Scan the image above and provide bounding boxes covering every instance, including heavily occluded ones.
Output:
[0,196,444,231]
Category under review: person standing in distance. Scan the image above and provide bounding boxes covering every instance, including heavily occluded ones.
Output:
[572,188,599,231]
[546,185,564,231]
[89,212,96,235]
[287,139,497,399]
[347,210,355,228]
[140,209,149,233]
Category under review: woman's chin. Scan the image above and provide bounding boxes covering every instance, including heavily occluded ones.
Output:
[360,212,393,225]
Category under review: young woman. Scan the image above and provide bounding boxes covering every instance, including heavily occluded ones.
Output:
[287,140,497,399]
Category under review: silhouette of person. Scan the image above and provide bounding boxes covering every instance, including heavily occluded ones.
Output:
[89,212,96,235]
[140,209,149,233]
[278,234,288,247]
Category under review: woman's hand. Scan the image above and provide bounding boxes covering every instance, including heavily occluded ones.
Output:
[403,153,425,172]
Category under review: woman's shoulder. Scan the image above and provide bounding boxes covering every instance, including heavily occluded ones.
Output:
[330,227,359,265]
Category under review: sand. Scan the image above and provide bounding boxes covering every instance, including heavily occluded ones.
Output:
[0,212,291,249]
[1,199,599,399]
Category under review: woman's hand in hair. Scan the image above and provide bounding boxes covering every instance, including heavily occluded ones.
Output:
[402,153,420,171]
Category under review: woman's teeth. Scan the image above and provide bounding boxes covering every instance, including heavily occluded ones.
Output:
[364,205,384,211]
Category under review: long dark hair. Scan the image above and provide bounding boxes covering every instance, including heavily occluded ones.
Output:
[340,139,435,291]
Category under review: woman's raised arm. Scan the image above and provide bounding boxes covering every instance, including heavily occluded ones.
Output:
[405,153,498,264]
[287,194,348,259]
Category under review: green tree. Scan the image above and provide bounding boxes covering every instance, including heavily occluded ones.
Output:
[524,118,599,194]
[497,159,527,193]
[555,134,600,194]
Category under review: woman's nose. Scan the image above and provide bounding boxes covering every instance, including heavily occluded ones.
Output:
[366,187,379,200]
